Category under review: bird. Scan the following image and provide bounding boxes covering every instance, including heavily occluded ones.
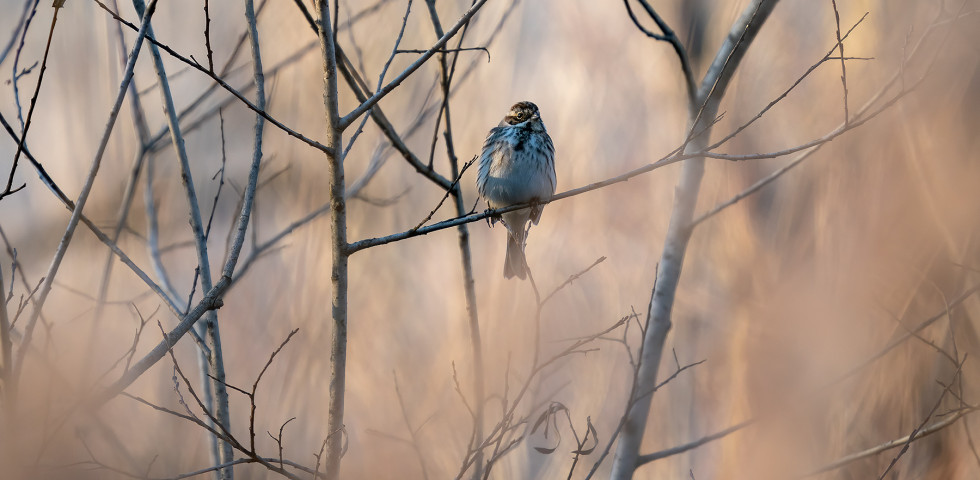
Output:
[476,101,556,279]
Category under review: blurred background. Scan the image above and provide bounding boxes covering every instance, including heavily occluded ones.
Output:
[1,0,979,478]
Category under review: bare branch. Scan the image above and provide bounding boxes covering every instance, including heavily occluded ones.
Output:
[0,0,60,202]
[830,0,850,122]
[339,0,490,129]
[12,0,161,395]
[91,0,334,155]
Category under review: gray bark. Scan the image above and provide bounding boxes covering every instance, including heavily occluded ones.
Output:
[314,1,348,479]
[609,1,780,478]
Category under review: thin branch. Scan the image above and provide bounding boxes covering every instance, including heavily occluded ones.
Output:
[394,373,431,480]
[11,0,160,394]
[395,47,489,60]
[412,157,476,231]
[830,0,849,122]
[339,0,491,129]
[0,0,34,67]
[632,281,980,468]
[91,0,334,155]
[624,0,696,103]
[800,403,975,476]
[635,420,752,466]
[1,1,62,202]
[691,5,971,227]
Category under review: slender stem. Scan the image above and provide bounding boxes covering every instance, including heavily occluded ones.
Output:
[314,1,348,478]
[0,264,11,411]
[339,0,490,128]
[131,0,233,474]
[92,0,269,416]
[1,3,59,201]
[422,3,485,478]
[610,1,780,478]
[12,0,160,408]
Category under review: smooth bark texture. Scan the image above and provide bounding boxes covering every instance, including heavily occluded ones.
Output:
[12,0,159,402]
[314,1,348,479]
[130,0,234,475]
[609,1,780,478]
[421,2,485,477]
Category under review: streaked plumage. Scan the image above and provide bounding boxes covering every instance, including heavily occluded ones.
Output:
[477,101,556,279]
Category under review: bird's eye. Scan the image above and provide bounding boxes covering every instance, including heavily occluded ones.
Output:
[517,112,526,120]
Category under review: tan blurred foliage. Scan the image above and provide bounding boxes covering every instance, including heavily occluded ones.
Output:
[0,0,979,478]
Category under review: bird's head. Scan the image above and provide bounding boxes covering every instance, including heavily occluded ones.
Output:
[503,101,542,127]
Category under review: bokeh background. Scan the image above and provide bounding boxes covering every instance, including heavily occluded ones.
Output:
[1,0,980,478]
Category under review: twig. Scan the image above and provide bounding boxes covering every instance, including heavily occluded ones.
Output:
[622,0,696,103]
[634,420,753,467]
[203,0,214,71]
[875,358,965,480]
[132,0,234,469]
[412,157,476,231]
[339,0,491,128]
[2,0,62,202]
[92,0,156,328]
[0,0,34,67]
[91,0,333,155]
[632,280,980,469]
[394,372,431,480]
[9,0,40,130]
[11,0,160,398]
[800,393,974,477]
[249,329,299,453]
[204,110,228,242]
[540,257,607,306]
[830,0,849,122]
[611,2,780,477]
[690,5,971,227]
[396,47,489,61]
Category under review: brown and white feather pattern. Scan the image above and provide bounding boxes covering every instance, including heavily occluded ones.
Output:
[476,101,556,279]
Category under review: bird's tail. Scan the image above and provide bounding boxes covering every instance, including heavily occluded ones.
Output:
[504,232,527,280]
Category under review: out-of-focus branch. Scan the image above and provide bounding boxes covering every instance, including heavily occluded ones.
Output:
[289,0,454,192]
[418,4,486,478]
[610,1,780,478]
[92,0,159,332]
[91,0,271,411]
[0,0,34,67]
[622,0,696,103]
[1,1,62,202]
[92,0,333,155]
[0,115,182,316]
[228,0,267,472]
[0,265,11,410]
[143,0,274,153]
[10,0,160,399]
[339,0,490,129]
[627,278,980,468]
[691,4,969,228]
[800,395,976,476]
[634,421,752,467]
[130,0,232,473]
[830,0,850,123]
[147,40,316,156]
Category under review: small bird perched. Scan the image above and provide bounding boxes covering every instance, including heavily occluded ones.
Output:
[476,101,556,279]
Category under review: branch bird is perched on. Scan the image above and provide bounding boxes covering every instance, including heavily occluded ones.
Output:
[477,101,557,279]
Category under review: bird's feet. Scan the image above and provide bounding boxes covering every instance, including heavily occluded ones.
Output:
[484,208,501,228]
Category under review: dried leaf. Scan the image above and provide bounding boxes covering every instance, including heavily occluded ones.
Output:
[531,409,550,436]
[534,445,558,454]
[573,416,599,455]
